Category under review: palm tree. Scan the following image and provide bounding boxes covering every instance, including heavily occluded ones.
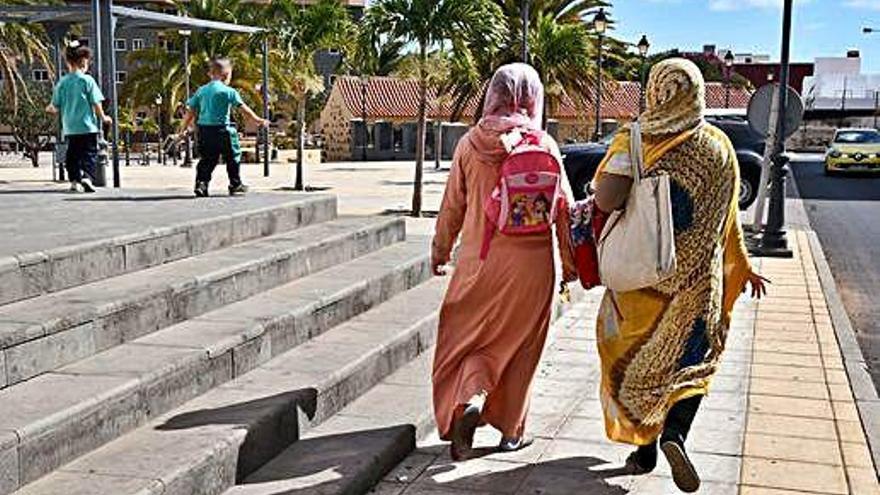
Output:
[267,0,355,191]
[364,0,505,217]
[0,0,52,110]
[445,0,615,128]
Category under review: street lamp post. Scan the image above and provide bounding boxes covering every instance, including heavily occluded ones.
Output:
[724,51,735,108]
[755,0,794,257]
[360,75,368,162]
[593,8,608,141]
[155,94,164,166]
[637,35,650,114]
[180,29,192,167]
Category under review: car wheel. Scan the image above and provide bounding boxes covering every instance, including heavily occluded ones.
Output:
[738,173,759,210]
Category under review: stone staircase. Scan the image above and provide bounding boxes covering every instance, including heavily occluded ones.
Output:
[0,194,446,495]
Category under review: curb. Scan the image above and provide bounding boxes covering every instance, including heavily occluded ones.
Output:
[786,180,880,475]
[806,230,880,475]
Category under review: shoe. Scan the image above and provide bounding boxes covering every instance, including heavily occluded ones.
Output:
[80,177,96,193]
[661,440,700,493]
[498,434,534,453]
[624,443,658,474]
[450,391,487,461]
[194,182,209,198]
[228,183,248,196]
[68,182,83,193]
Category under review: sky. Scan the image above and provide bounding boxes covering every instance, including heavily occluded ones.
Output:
[610,0,880,72]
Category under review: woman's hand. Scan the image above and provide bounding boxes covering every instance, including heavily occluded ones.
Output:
[431,253,449,276]
[745,271,770,299]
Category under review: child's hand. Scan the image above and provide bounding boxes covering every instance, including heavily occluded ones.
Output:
[103,115,113,125]
[258,118,270,128]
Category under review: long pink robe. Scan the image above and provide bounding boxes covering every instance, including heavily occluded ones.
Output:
[431,124,576,440]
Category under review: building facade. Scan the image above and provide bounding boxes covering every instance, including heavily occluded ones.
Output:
[319,76,752,162]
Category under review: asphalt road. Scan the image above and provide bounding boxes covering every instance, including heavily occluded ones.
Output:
[789,155,880,389]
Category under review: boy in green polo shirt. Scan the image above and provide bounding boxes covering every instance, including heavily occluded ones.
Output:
[177,57,268,197]
[46,42,112,193]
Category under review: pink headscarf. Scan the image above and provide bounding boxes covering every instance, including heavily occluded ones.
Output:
[479,63,544,132]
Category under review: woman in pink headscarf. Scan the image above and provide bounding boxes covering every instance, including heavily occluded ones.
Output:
[431,63,577,460]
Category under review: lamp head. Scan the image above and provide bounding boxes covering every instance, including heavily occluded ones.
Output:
[724,51,735,68]
[594,8,608,34]
[637,35,650,57]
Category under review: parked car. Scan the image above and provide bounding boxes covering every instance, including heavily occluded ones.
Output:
[824,128,880,175]
[560,110,766,209]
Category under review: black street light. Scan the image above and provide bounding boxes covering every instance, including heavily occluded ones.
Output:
[360,75,368,162]
[593,8,608,141]
[754,0,794,257]
[724,50,735,108]
[637,35,650,114]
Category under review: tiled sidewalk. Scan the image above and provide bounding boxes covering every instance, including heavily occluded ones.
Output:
[373,229,879,494]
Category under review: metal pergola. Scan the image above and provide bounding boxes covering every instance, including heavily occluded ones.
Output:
[0,3,271,187]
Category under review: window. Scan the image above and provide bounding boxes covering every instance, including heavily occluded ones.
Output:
[158,39,175,52]
[115,71,127,84]
[114,39,127,51]
[32,69,50,82]
[131,38,145,51]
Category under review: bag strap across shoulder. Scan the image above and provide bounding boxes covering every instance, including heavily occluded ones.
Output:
[629,121,644,184]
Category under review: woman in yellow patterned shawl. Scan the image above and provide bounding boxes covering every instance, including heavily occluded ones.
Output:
[591,58,767,493]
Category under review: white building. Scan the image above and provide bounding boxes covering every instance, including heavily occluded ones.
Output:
[802,51,880,112]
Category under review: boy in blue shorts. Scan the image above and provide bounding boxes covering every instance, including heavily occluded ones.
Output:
[46,42,112,193]
[177,57,268,197]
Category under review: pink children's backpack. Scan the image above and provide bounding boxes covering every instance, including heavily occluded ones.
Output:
[480,129,565,260]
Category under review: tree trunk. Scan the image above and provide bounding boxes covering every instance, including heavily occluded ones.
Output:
[125,131,131,167]
[29,145,39,168]
[434,121,442,170]
[295,97,306,191]
[412,44,428,217]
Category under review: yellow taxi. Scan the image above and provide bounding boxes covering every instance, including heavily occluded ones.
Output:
[825,128,880,175]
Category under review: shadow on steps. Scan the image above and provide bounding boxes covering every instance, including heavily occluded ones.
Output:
[156,388,319,482]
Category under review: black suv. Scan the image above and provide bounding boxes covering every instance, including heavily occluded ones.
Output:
[560,111,766,209]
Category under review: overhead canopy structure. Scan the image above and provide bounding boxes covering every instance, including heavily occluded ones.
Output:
[0,3,270,187]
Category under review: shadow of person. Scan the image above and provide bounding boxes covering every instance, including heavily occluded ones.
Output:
[414,455,633,495]
[64,194,199,202]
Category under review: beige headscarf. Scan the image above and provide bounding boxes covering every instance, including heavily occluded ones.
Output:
[640,58,705,136]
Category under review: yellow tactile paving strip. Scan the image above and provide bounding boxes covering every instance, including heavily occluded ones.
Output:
[739,230,879,495]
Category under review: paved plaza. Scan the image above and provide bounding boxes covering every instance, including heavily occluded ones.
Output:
[0,162,877,493]
[375,231,879,495]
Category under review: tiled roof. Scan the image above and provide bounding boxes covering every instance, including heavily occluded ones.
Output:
[332,76,753,122]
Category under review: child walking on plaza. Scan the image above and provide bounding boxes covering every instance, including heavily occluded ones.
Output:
[46,42,112,193]
[177,57,268,197]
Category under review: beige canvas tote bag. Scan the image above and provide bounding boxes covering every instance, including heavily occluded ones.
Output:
[597,122,677,292]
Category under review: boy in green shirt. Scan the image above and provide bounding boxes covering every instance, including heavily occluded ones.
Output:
[177,58,268,197]
[46,43,112,193]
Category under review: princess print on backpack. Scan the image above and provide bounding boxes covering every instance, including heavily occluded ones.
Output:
[480,129,566,260]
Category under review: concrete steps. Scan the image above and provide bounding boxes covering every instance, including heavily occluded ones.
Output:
[12,278,447,495]
[0,196,336,306]
[0,238,432,493]
[2,193,450,495]
[225,351,436,495]
[0,216,404,389]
